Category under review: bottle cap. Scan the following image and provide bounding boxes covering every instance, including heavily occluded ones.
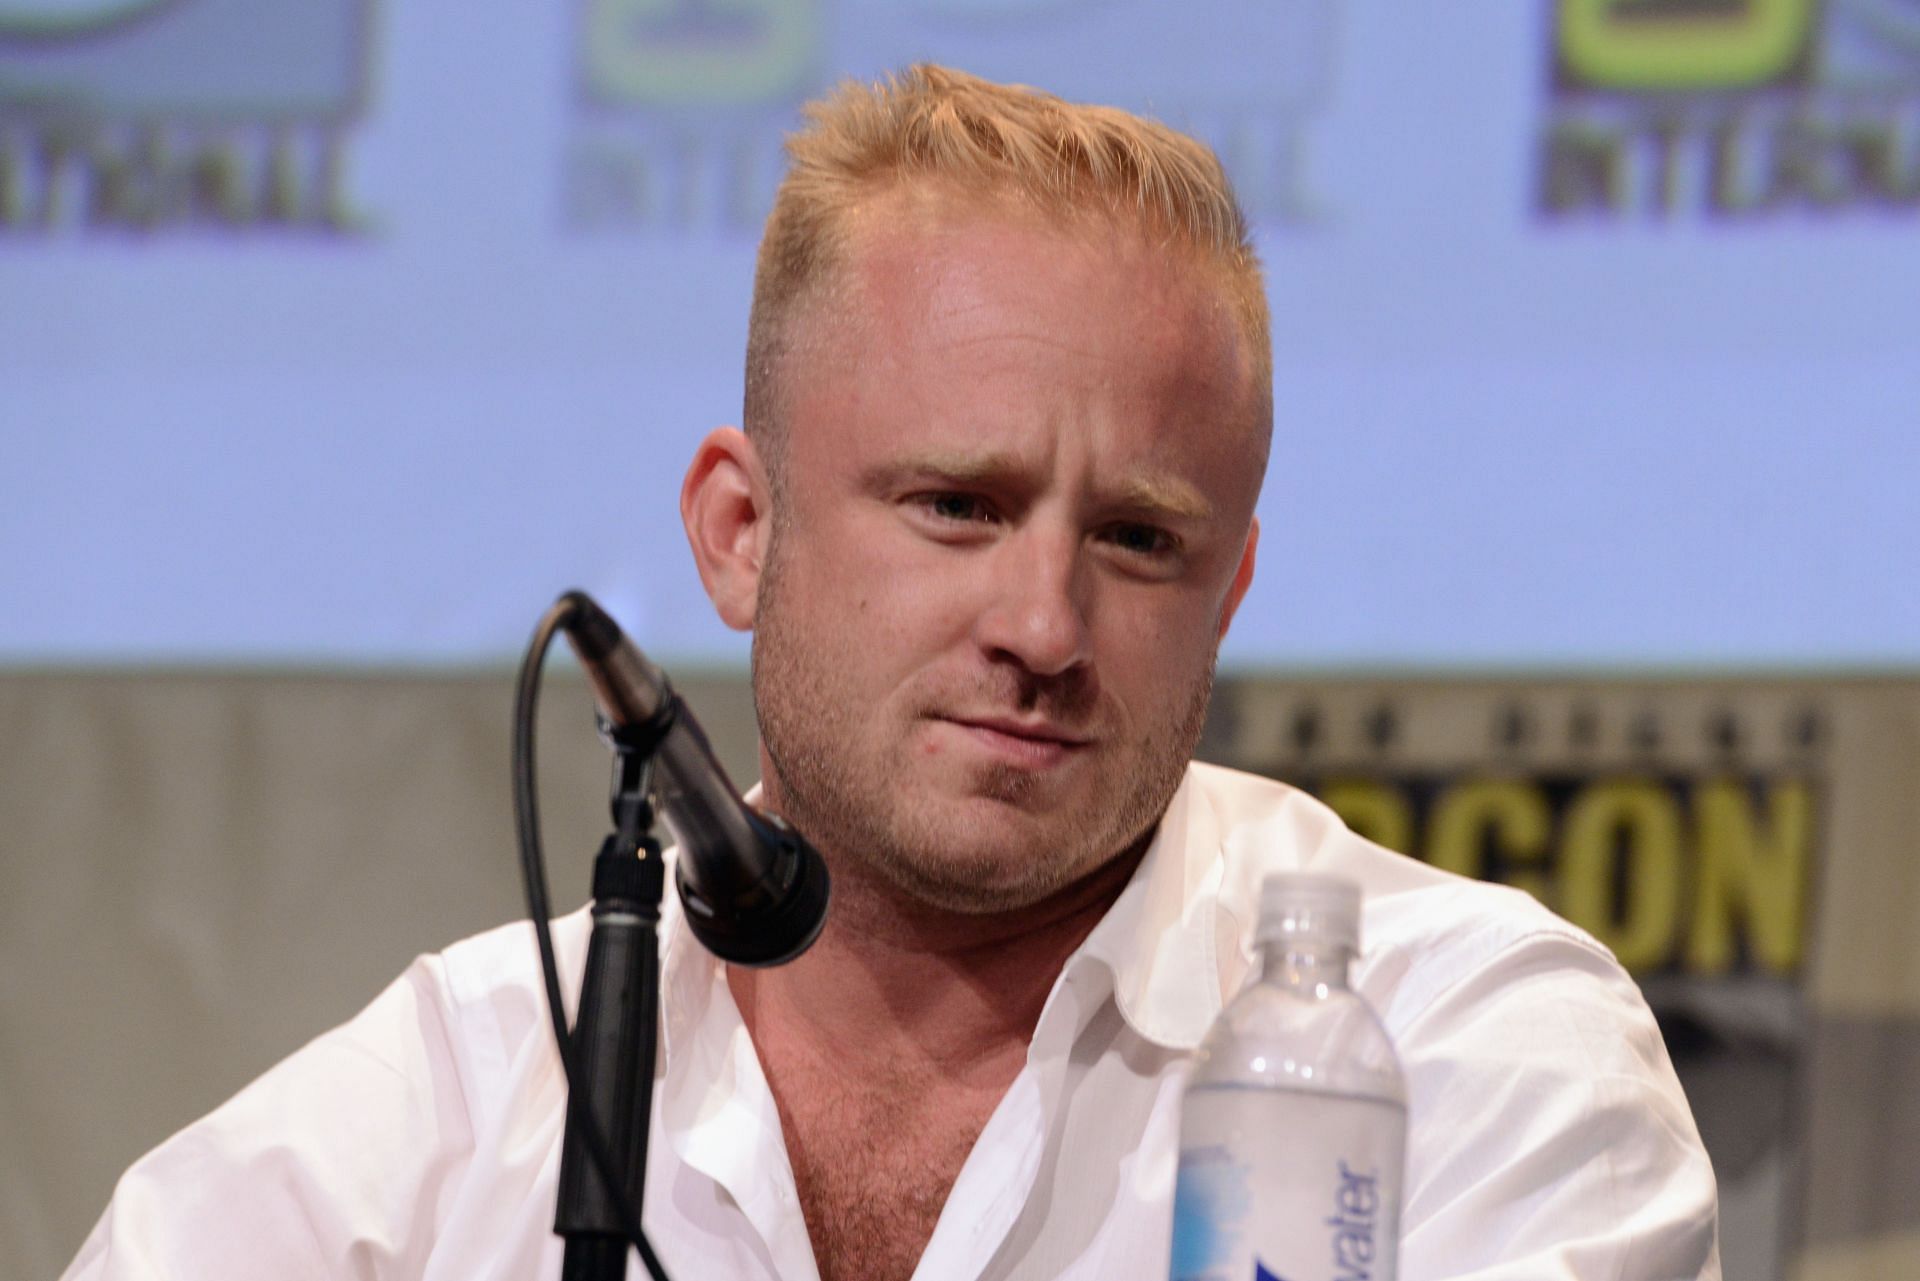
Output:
[1256,872,1361,952]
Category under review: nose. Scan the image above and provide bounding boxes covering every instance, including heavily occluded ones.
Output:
[971,528,1092,678]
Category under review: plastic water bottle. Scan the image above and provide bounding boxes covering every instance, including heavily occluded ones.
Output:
[1169,873,1406,1281]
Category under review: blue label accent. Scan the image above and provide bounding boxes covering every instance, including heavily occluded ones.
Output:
[1255,1261,1287,1281]
[1170,1153,1252,1279]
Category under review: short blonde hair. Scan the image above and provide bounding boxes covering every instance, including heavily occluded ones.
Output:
[744,64,1272,463]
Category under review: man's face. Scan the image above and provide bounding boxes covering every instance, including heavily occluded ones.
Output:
[749,197,1264,914]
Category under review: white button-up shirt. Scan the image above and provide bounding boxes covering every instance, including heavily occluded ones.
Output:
[66,764,1719,1280]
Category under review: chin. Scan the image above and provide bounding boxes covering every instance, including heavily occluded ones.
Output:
[880,864,1073,916]
[871,824,1112,915]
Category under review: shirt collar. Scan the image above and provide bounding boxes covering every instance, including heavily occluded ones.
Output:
[1066,765,1235,1051]
[664,766,1320,1059]
[1067,762,1344,1051]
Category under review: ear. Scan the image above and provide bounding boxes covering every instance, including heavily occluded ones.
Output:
[680,426,773,631]
[1216,516,1259,641]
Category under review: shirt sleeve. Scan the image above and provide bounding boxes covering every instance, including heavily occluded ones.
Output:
[61,955,478,1281]
[1396,931,1721,1281]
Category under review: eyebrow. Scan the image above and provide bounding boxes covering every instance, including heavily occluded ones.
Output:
[885,449,1023,486]
[876,450,1214,522]
[1111,474,1213,522]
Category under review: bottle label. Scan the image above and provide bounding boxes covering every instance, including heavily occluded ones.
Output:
[1169,1086,1405,1281]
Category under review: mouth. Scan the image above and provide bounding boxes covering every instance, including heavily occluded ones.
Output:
[936,714,1093,768]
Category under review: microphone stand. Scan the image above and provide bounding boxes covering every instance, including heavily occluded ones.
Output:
[522,588,825,1279]
[554,718,673,1281]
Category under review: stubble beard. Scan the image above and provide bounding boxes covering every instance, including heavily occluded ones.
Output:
[749,527,1216,916]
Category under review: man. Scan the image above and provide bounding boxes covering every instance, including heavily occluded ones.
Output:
[67,66,1719,1280]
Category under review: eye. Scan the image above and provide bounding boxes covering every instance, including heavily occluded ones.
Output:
[918,492,996,525]
[1102,522,1178,558]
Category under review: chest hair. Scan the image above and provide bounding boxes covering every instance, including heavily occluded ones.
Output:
[771,1057,1009,1281]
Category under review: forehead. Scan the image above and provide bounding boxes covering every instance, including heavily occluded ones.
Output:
[848,192,1246,375]
[782,193,1264,482]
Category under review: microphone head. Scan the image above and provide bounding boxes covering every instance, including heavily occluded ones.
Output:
[674,811,831,967]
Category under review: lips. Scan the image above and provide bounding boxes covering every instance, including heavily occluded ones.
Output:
[936,714,1093,768]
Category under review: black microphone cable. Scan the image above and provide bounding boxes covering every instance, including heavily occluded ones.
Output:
[514,593,670,1281]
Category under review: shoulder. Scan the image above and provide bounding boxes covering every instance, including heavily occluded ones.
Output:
[413,908,593,1085]
[61,912,594,1278]
[431,910,591,1015]
[1184,761,1628,1030]
[1184,764,1718,1274]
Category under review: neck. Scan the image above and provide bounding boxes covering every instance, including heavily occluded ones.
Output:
[727,836,1146,1090]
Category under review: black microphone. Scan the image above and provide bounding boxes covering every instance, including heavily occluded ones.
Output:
[558,589,830,967]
